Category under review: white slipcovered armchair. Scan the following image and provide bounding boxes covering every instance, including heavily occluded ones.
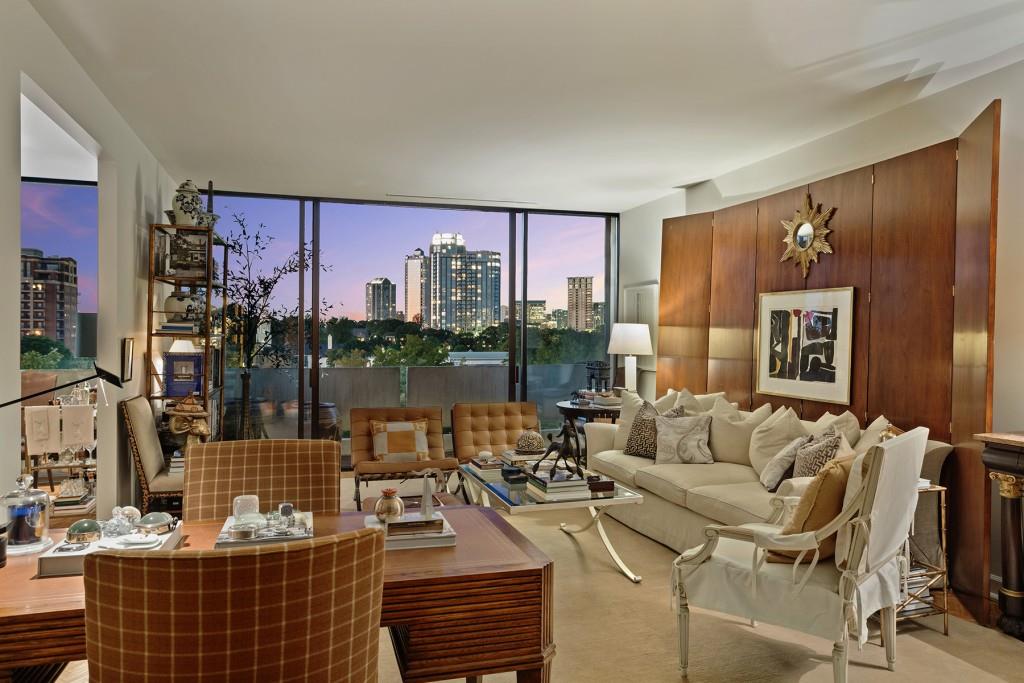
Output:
[673,427,929,682]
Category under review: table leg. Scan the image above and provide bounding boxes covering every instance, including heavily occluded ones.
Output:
[560,507,642,583]
[516,666,549,683]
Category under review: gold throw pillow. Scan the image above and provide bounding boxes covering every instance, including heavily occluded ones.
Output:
[769,454,856,562]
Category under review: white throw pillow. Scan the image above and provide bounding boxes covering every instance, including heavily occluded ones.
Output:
[855,415,890,455]
[614,391,645,451]
[748,407,809,475]
[813,411,861,446]
[671,388,704,415]
[694,391,727,411]
[708,398,772,465]
[655,414,713,465]
[653,390,679,414]
[759,434,813,491]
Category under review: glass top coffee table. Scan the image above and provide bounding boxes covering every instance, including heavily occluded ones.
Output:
[459,464,645,582]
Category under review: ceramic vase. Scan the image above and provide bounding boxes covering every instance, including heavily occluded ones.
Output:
[163,289,194,323]
[172,179,202,226]
[374,488,405,523]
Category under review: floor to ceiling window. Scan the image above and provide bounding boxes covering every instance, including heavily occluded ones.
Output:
[208,192,616,451]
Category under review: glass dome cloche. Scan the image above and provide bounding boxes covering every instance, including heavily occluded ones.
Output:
[3,474,52,554]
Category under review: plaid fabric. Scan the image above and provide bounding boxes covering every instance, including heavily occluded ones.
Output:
[84,529,385,682]
[183,439,341,522]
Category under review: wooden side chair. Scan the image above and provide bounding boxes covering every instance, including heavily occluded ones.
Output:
[84,528,385,682]
[350,407,458,511]
[121,396,183,514]
[674,427,929,682]
[183,439,341,522]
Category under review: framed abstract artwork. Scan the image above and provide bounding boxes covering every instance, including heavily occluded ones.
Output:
[755,287,854,404]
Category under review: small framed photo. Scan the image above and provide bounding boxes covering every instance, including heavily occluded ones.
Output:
[121,338,134,382]
[755,287,854,404]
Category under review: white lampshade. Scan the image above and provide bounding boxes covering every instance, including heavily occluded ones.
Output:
[607,323,653,356]
[169,339,197,353]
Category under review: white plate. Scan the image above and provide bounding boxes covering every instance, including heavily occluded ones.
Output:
[120,533,160,546]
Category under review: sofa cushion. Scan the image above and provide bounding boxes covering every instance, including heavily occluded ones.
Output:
[655,414,712,465]
[748,407,808,475]
[686,481,776,525]
[624,401,659,458]
[613,391,645,451]
[855,414,890,455]
[634,462,759,507]
[708,399,772,465]
[589,450,652,487]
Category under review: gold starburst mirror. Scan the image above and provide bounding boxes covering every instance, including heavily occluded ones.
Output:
[780,193,836,278]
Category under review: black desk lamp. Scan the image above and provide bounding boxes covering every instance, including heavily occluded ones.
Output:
[0,363,123,409]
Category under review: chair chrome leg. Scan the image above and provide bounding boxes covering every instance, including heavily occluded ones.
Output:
[832,636,848,683]
[354,476,363,511]
[881,606,896,671]
[678,591,690,677]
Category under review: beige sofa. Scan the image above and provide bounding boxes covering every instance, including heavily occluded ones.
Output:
[585,413,953,558]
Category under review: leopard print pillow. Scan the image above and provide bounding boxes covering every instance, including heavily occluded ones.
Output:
[624,401,659,458]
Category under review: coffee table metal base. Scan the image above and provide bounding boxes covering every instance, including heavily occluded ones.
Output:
[560,507,642,583]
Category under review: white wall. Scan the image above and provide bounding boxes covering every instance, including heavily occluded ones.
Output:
[617,189,684,400]
[684,60,1023,435]
[1,0,176,510]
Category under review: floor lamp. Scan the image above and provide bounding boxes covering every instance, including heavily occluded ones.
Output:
[608,323,652,393]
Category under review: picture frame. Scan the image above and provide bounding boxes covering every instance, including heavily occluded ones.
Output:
[755,287,854,404]
[120,337,134,382]
[163,351,204,397]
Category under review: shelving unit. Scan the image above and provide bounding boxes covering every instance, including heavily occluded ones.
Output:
[145,224,227,439]
[895,485,949,634]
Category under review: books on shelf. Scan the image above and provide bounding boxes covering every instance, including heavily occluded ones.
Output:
[38,525,182,577]
[168,450,185,474]
[917,478,932,490]
[364,511,456,550]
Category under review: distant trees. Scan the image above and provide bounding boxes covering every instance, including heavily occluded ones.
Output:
[20,336,72,369]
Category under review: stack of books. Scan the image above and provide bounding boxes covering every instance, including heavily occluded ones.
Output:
[468,456,503,482]
[900,567,935,616]
[588,475,616,499]
[169,451,185,475]
[52,492,96,516]
[159,321,197,334]
[916,478,932,490]
[526,471,591,502]
[364,511,457,550]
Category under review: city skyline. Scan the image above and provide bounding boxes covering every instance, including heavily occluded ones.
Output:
[209,195,606,320]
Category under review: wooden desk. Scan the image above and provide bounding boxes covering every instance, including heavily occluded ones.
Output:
[0,506,554,682]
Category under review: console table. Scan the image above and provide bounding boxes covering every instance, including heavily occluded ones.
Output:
[976,432,1024,640]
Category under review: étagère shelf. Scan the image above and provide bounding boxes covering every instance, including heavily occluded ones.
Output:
[145,224,227,439]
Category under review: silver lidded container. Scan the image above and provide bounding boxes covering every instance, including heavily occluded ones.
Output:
[2,475,51,550]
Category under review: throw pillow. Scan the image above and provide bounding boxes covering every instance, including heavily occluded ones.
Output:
[855,415,890,455]
[793,428,841,477]
[814,410,862,447]
[624,401,659,458]
[748,407,809,475]
[671,388,704,416]
[654,414,713,464]
[613,391,645,451]
[370,419,430,462]
[653,390,679,414]
[769,454,856,562]
[759,434,813,491]
[708,398,772,465]
[694,391,727,412]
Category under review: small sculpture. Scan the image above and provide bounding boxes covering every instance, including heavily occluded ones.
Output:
[167,396,211,449]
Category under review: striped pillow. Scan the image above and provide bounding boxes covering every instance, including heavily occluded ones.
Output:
[370,420,430,462]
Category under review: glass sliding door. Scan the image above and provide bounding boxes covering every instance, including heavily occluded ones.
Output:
[517,213,611,429]
[205,194,304,440]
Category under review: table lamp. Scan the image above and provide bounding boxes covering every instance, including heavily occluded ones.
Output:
[607,323,652,393]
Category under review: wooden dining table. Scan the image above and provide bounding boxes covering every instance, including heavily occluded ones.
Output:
[0,506,554,683]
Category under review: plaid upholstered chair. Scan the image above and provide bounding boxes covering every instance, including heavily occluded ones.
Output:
[84,529,385,682]
[121,396,184,514]
[350,406,458,511]
[183,439,341,521]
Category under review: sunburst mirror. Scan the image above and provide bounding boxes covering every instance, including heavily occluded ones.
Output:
[780,193,836,278]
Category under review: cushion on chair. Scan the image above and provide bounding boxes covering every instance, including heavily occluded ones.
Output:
[450,402,539,462]
[589,450,652,487]
[771,454,856,561]
[121,396,167,485]
[354,457,458,476]
[148,470,184,493]
[684,481,776,525]
[350,407,444,466]
[634,462,759,507]
[370,419,430,462]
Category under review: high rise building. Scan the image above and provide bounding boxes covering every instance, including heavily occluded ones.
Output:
[567,276,594,330]
[365,276,397,321]
[404,248,428,325]
[551,308,568,329]
[592,301,606,329]
[427,233,501,332]
[514,300,547,326]
[21,248,79,352]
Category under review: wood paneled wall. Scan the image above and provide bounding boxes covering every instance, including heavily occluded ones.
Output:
[656,103,999,613]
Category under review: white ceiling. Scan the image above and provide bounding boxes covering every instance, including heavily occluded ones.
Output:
[29,0,1024,212]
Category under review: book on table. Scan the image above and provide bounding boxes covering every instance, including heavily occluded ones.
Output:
[526,484,593,502]
[468,462,503,482]
[526,471,589,490]
[364,511,456,550]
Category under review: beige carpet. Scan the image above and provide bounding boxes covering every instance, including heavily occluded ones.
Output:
[61,477,1024,681]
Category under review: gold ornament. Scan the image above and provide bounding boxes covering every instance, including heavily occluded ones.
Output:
[780,193,836,278]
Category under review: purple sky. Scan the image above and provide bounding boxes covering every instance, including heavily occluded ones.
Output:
[21,182,98,313]
[211,196,606,320]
